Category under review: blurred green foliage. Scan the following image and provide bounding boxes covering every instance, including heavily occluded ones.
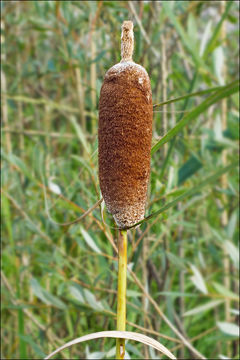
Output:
[1,1,239,359]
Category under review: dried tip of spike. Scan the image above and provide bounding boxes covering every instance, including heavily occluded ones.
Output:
[122,20,133,31]
[121,21,134,62]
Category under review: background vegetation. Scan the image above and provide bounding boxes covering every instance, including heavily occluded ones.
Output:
[1,1,239,359]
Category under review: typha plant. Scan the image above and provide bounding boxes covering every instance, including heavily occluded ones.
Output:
[45,19,232,360]
[42,17,235,360]
[45,20,176,360]
[98,20,153,359]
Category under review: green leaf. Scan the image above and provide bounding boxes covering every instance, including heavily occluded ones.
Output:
[151,80,239,155]
[199,20,212,56]
[153,84,229,109]
[213,46,224,85]
[19,335,46,357]
[212,282,239,301]
[178,155,202,185]
[86,347,106,360]
[2,151,34,181]
[69,284,85,303]
[70,115,90,154]
[71,155,95,176]
[203,1,233,58]
[226,211,238,239]
[30,278,66,310]
[18,307,27,359]
[183,300,223,317]
[128,161,237,229]
[157,292,198,298]
[91,50,107,64]
[189,264,208,294]
[80,227,101,254]
[2,194,14,250]
[223,240,239,268]
[126,290,142,298]
[162,2,202,67]
[218,355,231,360]
[83,289,104,311]
[217,322,240,337]
[166,252,186,270]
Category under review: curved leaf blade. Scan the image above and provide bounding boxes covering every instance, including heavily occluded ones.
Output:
[153,83,230,109]
[151,80,239,155]
[45,331,176,359]
[127,161,238,229]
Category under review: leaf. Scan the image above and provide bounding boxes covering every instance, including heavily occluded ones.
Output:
[210,227,224,241]
[44,331,176,359]
[183,300,223,317]
[91,50,107,64]
[127,161,237,229]
[151,80,239,155]
[153,83,230,109]
[165,188,186,198]
[213,46,224,85]
[3,152,33,181]
[87,351,107,360]
[69,284,85,303]
[217,322,240,337]
[149,346,161,359]
[30,278,48,304]
[1,194,13,248]
[212,282,239,301]
[230,309,240,316]
[166,252,186,270]
[178,155,202,185]
[199,20,212,56]
[126,290,142,298]
[203,1,233,58]
[85,345,106,360]
[126,343,143,358]
[71,155,95,177]
[19,335,46,357]
[224,240,239,269]
[226,211,238,239]
[105,346,117,358]
[189,265,208,294]
[30,278,66,310]
[157,292,198,298]
[105,346,131,359]
[162,1,201,67]
[214,115,223,141]
[187,13,198,45]
[80,227,101,254]
[41,291,66,310]
[48,180,61,195]
[70,115,90,154]
[83,289,104,311]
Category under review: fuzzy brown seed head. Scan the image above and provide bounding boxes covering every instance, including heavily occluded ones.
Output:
[98,22,153,228]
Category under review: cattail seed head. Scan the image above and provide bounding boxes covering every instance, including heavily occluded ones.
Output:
[98,21,153,228]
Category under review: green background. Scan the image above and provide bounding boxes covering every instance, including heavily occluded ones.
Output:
[1,1,239,359]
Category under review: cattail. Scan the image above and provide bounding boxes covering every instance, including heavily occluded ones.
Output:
[98,21,153,228]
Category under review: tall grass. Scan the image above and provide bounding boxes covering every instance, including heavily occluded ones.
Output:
[1,1,239,359]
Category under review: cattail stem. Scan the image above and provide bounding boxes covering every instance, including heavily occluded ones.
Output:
[116,229,128,359]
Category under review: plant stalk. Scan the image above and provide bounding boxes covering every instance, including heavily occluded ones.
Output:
[116,229,128,359]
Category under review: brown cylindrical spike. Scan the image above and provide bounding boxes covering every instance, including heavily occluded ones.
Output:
[98,21,153,228]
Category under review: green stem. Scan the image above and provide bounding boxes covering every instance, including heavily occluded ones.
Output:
[116,229,128,359]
